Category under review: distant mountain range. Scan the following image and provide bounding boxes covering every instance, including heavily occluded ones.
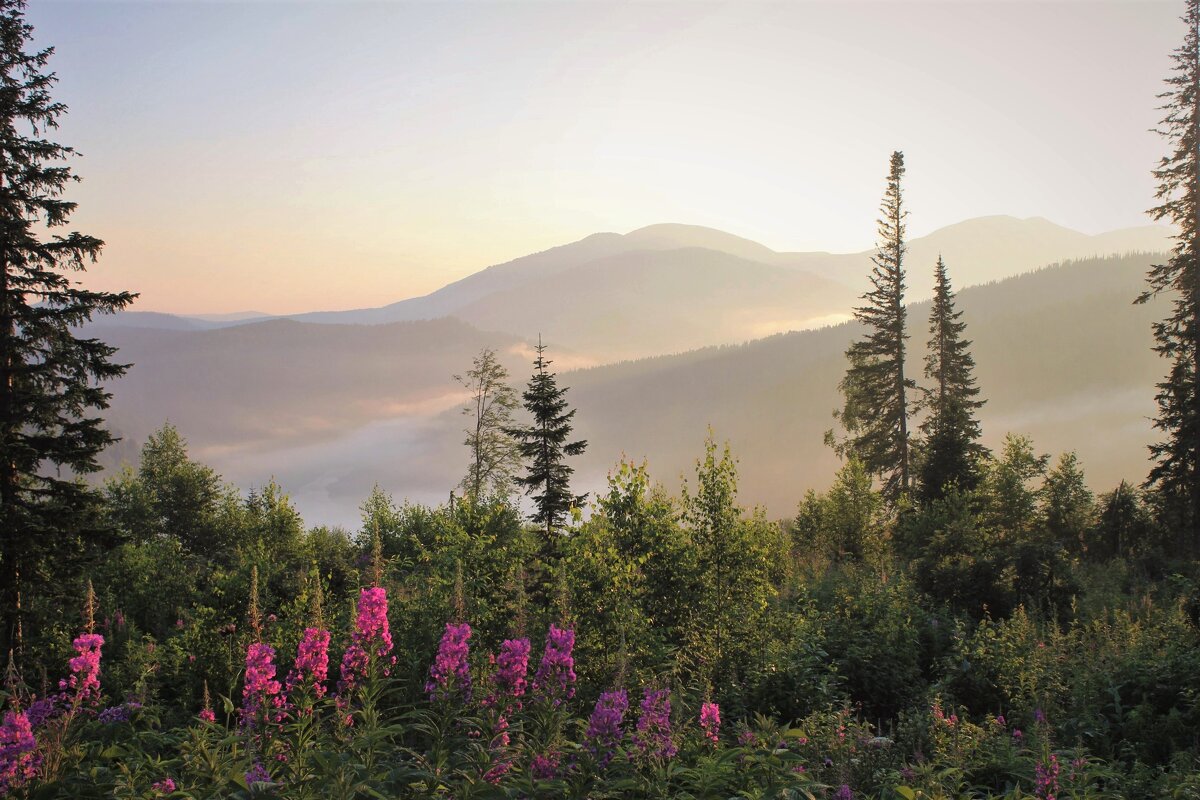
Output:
[87,218,1173,527]
[91,216,1170,359]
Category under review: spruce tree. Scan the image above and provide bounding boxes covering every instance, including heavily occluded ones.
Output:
[506,338,587,544]
[0,0,134,658]
[1135,0,1200,541]
[836,151,914,500]
[917,256,986,503]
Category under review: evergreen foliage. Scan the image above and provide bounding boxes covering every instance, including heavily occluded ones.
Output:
[1042,452,1095,555]
[505,339,588,543]
[1089,480,1157,561]
[0,0,134,660]
[454,347,520,502]
[1137,0,1200,539]
[836,151,915,500]
[918,256,987,503]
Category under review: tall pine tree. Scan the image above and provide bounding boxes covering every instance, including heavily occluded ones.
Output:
[1135,0,1200,541]
[836,151,914,500]
[917,256,986,503]
[0,0,135,658]
[506,338,587,545]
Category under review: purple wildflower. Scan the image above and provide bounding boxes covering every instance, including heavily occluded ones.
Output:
[0,709,39,794]
[59,633,104,706]
[483,714,513,784]
[493,638,531,703]
[530,751,560,780]
[699,701,720,745]
[426,622,472,702]
[98,702,138,724]
[286,627,330,700]
[241,642,284,726]
[23,698,55,728]
[633,687,676,759]
[1035,753,1060,800]
[245,762,272,785]
[835,785,853,800]
[531,624,576,707]
[355,587,393,657]
[584,689,628,766]
[338,586,396,698]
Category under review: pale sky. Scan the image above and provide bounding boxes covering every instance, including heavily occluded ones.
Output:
[30,0,1178,315]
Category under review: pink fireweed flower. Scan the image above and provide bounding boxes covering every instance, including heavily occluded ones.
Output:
[585,689,628,767]
[699,701,721,745]
[426,622,472,702]
[198,707,216,724]
[354,587,394,659]
[483,714,513,784]
[337,644,369,699]
[286,627,330,700]
[492,638,531,703]
[58,633,104,706]
[151,777,177,794]
[241,642,284,726]
[1035,753,1060,800]
[633,687,676,759]
[338,587,395,698]
[531,624,576,707]
[530,751,560,781]
[0,709,39,794]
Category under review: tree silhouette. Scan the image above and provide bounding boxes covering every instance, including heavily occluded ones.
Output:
[917,256,986,503]
[836,151,915,501]
[506,338,587,546]
[0,0,135,658]
[1136,0,1200,543]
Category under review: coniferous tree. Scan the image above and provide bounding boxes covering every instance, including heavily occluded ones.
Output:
[836,151,914,500]
[506,338,587,544]
[454,347,520,501]
[1136,0,1200,541]
[917,256,986,503]
[0,0,134,658]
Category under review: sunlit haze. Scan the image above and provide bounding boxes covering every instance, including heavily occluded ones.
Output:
[31,0,1177,314]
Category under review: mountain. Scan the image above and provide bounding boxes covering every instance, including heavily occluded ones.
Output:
[83,311,217,332]
[95,251,1167,528]
[272,216,1168,359]
[108,218,1170,360]
[83,310,265,332]
[450,247,855,359]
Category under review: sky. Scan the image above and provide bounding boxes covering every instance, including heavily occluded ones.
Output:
[28,0,1180,315]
